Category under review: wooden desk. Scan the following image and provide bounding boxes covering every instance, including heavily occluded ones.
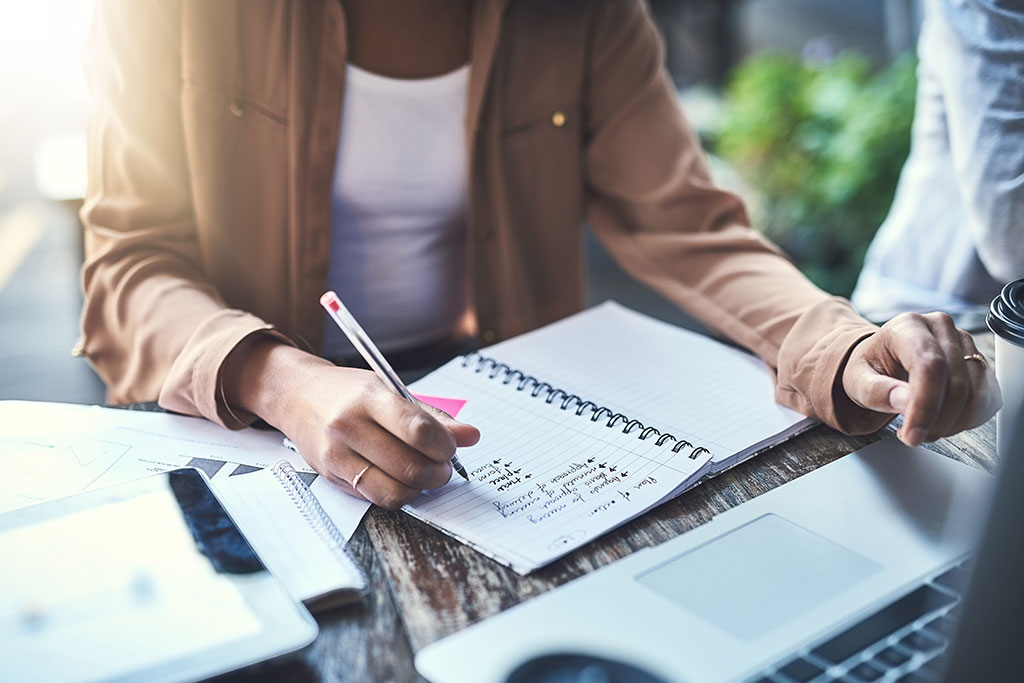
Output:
[255,338,998,683]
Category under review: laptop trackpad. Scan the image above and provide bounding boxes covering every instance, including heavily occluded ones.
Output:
[636,514,881,639]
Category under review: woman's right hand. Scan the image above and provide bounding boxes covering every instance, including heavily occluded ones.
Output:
[223,338,480,509]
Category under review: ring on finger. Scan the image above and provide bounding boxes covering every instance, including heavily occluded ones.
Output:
[962,353,987,366]
[351,464,371,491]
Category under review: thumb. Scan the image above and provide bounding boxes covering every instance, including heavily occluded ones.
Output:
[847,369,912,415]
[886,381,912,413]
[419,403,481,447]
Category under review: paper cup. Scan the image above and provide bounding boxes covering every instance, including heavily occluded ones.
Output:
[987,279,1024,459]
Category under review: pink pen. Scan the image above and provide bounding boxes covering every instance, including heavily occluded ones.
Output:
[320,291,469,481]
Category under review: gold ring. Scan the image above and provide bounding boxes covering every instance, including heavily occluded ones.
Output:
[351,464,371,491]
[963,353,987,366]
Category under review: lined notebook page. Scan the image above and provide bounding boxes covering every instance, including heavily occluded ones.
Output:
[211,463,366,608]
[407,361,713,574]
[482,302,813,466]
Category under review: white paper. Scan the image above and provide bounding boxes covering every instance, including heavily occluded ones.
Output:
[0,401,371,539]
[483,301,814,466]
[404,302,814,573]
[407,360,714,573]
[210,466,365,604]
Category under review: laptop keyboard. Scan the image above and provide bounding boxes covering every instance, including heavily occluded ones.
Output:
[751,560,970,683]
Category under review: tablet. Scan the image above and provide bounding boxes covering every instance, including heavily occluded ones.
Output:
[0,468,318,683]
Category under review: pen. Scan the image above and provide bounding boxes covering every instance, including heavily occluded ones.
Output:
[319,290,470,481]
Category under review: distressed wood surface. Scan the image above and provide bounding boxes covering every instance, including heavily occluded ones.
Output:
[252,336,998,683]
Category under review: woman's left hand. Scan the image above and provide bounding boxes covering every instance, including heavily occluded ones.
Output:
[841,312,1002,446]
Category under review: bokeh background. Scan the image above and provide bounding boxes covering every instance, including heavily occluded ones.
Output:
[0,0,922,405]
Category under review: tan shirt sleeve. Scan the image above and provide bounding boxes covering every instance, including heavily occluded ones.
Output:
[583,0,890,434]
[79,0,291,428]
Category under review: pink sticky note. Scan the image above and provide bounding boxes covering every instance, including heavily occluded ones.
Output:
[413,394,467,418]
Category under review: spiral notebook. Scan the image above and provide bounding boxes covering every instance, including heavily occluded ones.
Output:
[404,301,816,574]
[211,461,366,611]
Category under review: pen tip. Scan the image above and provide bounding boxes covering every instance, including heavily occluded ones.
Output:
[455,463,470,481]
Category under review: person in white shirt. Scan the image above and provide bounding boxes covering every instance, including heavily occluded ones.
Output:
[852,0,1024,321]
[324,63,472,359]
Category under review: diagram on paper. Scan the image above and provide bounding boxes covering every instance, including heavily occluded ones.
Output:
[0,434,133,512]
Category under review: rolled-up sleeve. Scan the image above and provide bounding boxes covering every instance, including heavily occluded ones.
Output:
[582,0,891,434]
[80,0,291,427]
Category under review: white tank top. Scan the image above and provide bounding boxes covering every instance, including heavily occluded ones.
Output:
[323,63,470,357]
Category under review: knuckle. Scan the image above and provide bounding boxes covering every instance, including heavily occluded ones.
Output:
[377,493,401,511]
[947,373,968,395]
[319,441,353,470]
[926,311,955,327]
[327,404,349,427]
[357,377,385,406]
[893,312,923,327]
[332,397,364,426]
[401,458,427,488]
[377,486,414,511]
[425,461,453,489]
[407,414,436,448]
[918,353,946,375]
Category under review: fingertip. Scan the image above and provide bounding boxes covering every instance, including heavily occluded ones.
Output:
[424,405,480,446]
[452,422,481,447]
[898,425,926,447]
[888,383,911,412]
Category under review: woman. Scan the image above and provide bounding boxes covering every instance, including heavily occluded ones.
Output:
[80,0,1000,509]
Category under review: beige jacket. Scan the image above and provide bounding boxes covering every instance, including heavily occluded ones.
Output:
[80,0,890,434]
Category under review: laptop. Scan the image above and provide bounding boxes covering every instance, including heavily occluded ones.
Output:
[415,438,1020,682]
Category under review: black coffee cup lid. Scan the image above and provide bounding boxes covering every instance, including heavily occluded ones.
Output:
[988,279,1024,346]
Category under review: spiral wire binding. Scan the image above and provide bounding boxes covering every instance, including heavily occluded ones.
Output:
[460,352,712,460]
[272,461,365,579]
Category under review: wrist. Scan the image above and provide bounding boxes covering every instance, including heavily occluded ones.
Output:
[222,336,330,430]
[839,333,873,400]
[832,331,894,434]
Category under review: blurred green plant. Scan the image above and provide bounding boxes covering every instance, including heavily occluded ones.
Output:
[715,52,917,295]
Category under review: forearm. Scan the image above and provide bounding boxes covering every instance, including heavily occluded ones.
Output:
[581,0,879,430]
[221,337,332,432]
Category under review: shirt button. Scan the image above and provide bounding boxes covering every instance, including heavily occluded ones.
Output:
[552,111,566,127]
[482,330,497,343]
[230,101,245,118]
